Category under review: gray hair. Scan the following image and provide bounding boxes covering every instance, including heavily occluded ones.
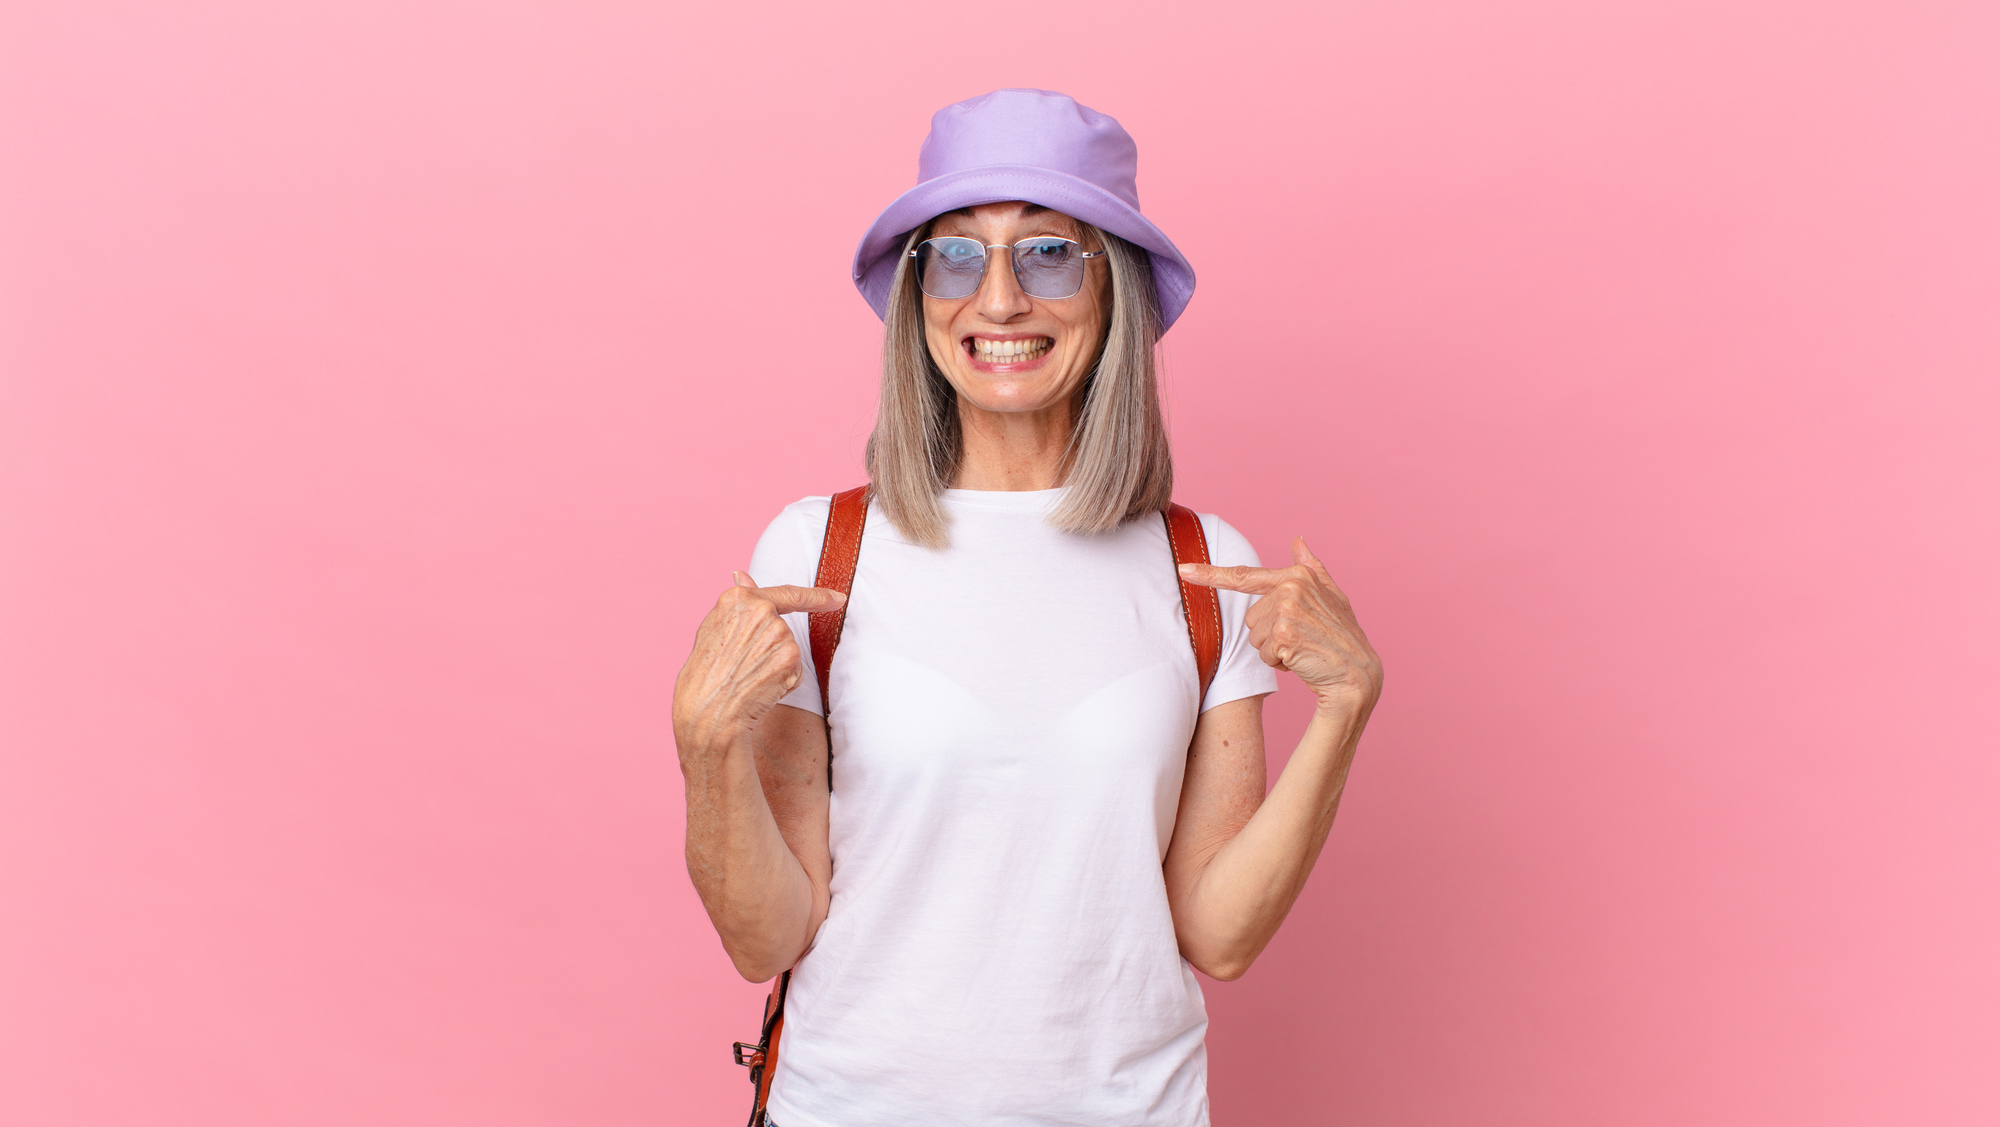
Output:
[862,220,1173,548]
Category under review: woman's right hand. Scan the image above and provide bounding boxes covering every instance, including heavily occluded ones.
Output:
[676,573,841,979]
[672,572,846,768]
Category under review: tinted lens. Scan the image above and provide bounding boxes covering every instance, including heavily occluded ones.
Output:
[916,237,987,299]
[1012,238,1084,299]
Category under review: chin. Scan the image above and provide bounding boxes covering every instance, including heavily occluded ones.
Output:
[958,374,1074,414]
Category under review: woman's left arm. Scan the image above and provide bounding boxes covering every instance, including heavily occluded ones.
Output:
[1162,538,1384,981]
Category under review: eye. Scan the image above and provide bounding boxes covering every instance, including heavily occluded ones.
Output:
[923,238,986,273]
[1020,239,1073,263]
[936,239,982,263]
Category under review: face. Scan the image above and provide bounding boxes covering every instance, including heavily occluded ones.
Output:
[920,202,1111,419]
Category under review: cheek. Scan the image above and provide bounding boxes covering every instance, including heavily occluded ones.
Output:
[1065,310,1109,362]
[923,302,968,361]
[922,319,959,364]
[1069,280,1111,355]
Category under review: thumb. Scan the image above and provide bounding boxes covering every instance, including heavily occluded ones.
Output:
[733,571,757,588]
[759,585,850,615]
[1293,538,1336,583]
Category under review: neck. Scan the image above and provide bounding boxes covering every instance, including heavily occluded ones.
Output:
[952,396,1076,491]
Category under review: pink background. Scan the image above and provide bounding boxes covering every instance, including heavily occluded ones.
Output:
[3,1,1996,1123]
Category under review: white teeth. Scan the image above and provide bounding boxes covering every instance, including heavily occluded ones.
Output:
[971,337,1051,360]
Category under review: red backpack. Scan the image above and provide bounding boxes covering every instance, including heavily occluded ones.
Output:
[731,487,1223,1127]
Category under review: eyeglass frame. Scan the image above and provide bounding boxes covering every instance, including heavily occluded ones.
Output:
[906,236,1106,301]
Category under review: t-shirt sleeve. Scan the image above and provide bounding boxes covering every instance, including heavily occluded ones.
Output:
[747,496,833,718]
[1200,514,1282,713]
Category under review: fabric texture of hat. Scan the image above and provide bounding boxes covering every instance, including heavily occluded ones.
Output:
[852,89,1197,331]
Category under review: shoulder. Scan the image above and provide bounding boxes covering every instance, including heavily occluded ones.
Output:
[1192,510,1264,570]
[749,496,836,586]
[765,495,834,538]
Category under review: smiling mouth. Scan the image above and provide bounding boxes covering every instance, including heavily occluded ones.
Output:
[968,336,1053,364]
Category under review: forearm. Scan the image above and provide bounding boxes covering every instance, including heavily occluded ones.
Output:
[1176,704,1365,979]
[681,731,816,981]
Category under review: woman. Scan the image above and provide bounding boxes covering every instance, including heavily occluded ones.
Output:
[675,90,1382,1127]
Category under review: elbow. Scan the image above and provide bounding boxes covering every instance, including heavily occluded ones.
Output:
[725,924,818,984]
[1179,925,1271,981]
[723,933,792,983]
[731,953,782,984]
[1194,955,1254,982]
[1184,942,1259,981]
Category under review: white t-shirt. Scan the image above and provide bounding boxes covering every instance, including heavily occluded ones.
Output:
[750,488,1277,1127]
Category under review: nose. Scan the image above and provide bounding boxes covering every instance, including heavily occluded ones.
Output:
[973,244,1033,322]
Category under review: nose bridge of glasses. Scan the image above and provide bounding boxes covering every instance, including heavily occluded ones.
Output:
[976,242,1031,307]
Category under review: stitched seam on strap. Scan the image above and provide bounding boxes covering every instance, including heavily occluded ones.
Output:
[1166,509,1202,670]
[1165,506,1220,705]
[809,487,867,793]
[809,487,866,711]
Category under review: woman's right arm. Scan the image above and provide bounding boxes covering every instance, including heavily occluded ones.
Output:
[674,573,841,982]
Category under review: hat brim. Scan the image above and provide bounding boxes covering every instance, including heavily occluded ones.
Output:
[851,165,1196,331]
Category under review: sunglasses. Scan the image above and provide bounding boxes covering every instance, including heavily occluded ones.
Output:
[909,236,1105,301]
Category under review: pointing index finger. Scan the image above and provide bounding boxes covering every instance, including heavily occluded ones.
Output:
[759,585,850,616]
[1178,561,1280,594]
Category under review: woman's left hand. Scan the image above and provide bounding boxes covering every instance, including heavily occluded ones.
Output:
[1179,538,1383,721]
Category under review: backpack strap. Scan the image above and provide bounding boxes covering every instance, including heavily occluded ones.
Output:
[1164,503,1222,704]
[733,969,790,1127]
[808,485,869,789]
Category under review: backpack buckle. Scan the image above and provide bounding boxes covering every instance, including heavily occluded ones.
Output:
[733,1042,764,1068]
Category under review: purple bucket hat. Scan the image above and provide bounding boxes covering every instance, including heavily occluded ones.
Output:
[852,89,1196,331]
